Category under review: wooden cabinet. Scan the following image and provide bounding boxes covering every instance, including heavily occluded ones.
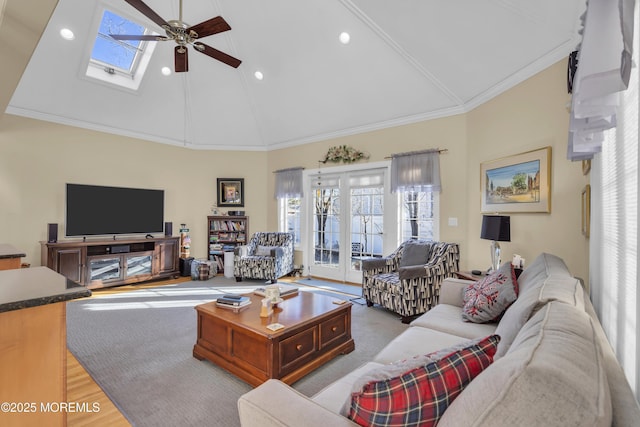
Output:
[207,215,249,273]
[0,244,26,270]
[155,238,179,274]
[51,246,85,283]
[42,236,179,289]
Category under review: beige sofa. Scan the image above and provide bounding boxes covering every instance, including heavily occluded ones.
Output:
[238,253,640,426]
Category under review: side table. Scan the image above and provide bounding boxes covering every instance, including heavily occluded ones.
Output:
[454,268,523,281]
[453,271,486,281]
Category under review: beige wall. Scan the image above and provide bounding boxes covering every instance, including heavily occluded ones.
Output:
[0,60,588,281]
[466,61,589,281]
[0,114,268,264]
[266,60,589,281]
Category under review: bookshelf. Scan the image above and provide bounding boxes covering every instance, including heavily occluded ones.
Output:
[207,215,249,273]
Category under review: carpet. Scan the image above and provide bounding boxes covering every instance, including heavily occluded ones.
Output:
[67,276,408,427]
[296,278,367,305]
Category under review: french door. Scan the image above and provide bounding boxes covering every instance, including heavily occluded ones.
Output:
[306,164,395,283]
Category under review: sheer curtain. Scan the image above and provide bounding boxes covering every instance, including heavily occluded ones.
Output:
[390,149,441,193]
[590,1,639,398]
[274,167,303,199]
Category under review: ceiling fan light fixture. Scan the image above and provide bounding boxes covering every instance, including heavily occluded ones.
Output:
[161,67,172,76]
[60,28,75,40]
[254,71,264,80]
[339,32,350,44]
[109,0,241,72]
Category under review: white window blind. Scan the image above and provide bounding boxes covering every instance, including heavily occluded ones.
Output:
[590,1,638,397]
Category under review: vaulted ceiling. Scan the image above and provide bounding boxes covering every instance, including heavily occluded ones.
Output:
[5,0,584,151]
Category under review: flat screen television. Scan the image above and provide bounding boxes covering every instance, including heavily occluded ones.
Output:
[66,183,164,237]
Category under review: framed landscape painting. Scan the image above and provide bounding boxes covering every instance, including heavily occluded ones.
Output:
[480,147,551,213]
[217,178,244,207]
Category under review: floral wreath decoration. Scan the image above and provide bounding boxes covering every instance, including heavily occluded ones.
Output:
[322,145,370,164]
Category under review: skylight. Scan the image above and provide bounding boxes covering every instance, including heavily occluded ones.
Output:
[91,10,145,73]
[85,9,158,91]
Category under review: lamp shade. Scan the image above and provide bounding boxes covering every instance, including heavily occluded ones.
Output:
[480,215,510,242]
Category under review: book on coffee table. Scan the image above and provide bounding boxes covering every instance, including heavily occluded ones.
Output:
[253,284,299,297]
[216,295,251,307]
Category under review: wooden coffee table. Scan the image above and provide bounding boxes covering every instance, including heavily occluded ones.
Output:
[193,291,355,386]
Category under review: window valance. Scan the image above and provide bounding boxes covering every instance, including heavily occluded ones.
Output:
[390,149,442,193]
[568,0,636,160]
[274,167,304,199]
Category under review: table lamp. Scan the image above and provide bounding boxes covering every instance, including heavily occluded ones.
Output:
[480,215,511,272]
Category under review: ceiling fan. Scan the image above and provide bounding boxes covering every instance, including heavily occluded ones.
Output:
[110,0,241,72]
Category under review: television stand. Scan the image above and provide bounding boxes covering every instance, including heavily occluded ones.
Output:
[41,236,179,289]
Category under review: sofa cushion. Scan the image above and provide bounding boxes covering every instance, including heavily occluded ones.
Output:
[515,252,571,295]
[374,326,471,364]
[410,304,498,339]
[462,262,518,323]
[399,242,431,267]
[351,336,496,397]
[348,335,499,427]
[494,275,584,358]
[311,362,386,415]
[255,245,277,256]
[438,302,612,427]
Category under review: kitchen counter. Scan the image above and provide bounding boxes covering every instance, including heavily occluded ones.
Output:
[0,266,90,313]
[0,266,91,427]
[0,243,26,270]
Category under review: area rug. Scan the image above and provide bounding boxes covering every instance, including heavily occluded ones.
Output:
[295,277,360,295]
[295,277,367,305]
[67,277,407,427]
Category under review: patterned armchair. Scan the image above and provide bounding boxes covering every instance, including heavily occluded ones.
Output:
[362,240,460,323]
[233,232,294,283]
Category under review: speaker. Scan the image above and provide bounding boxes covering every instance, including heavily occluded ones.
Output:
[47,223,58,243]
[164,222,173,236]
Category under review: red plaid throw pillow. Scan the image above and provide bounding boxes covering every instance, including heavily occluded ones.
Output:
[349,335,500,427]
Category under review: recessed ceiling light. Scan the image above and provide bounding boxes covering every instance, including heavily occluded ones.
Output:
[339,32,350,44]
[60,28,75,41]
[161,67,171,76]
[254,71,264,80]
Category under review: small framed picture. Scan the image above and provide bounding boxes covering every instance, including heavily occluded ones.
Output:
[217,178,244,207]
[581,184,591,238]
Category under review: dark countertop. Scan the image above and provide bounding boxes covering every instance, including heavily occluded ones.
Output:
[0,266,91,313]
[0,243,26,259]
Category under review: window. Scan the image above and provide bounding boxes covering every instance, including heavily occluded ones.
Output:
[91,10,146,73]
[400,191,438,241]
[85,9,157,91]
[590,2,638,397]
[279,197,301,249]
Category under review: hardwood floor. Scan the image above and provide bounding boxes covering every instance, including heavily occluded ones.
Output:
[66,350,131,426]
[66,276,192,426]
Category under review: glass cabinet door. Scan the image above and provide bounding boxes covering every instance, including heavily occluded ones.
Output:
[88,255,122,282]
[126,253,153,278]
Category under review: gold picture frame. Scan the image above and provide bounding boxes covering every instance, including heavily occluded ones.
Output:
[582,184,591,238]
[480,147,551,213]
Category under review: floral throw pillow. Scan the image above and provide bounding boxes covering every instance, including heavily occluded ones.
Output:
[462,262,518,323]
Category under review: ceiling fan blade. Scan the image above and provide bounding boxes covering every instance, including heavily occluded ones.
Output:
[186,16,231,39]
[193,42,241,68]
[123,0,170,29]
[109,34,164,41]
[175,46,189,73]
